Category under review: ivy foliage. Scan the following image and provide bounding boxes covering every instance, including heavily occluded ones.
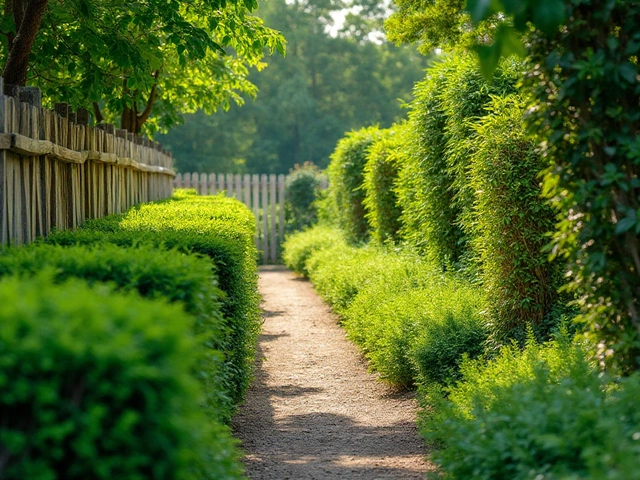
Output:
[521,0,640,373]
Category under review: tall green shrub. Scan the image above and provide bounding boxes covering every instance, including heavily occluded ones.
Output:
[439,55,519,240]
[326,126,382,243]
[284,162,326,233]
[397,54,518,269]
[0,275,243,480]
[396,59,454,265]
[363,125,406,244]
[469,95,560,345]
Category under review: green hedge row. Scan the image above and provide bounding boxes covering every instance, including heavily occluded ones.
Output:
[0,275,244,480]
[45,190,260,408]
[283,226,486,388]
[0,189,259,479]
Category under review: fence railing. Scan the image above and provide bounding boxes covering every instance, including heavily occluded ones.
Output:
[174,172,285,263]
[0,79,175,246]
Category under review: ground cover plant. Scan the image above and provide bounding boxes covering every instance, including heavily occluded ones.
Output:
[45,190,261,409]
[0,274,243,480]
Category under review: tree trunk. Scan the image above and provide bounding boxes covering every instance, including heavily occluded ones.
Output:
[2,0,49,86]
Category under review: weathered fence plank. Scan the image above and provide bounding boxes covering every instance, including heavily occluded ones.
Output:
[0,82,175,246]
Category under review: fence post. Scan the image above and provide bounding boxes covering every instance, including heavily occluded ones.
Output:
[269,174,277,263]
[261,174,268,263]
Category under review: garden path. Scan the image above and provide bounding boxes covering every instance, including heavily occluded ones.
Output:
[231,265,431,479]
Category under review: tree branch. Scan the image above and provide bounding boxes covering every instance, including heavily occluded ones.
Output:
[92,102,103,124]
[137,70,160,125]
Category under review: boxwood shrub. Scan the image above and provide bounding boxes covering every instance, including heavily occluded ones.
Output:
[44,191,260,409]
[0,242,233,422]
[0,274,243,480]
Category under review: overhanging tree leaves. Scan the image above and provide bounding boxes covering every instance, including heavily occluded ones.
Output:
[0,0,285,134]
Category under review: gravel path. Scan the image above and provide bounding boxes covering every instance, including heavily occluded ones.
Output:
[231,265,431,479]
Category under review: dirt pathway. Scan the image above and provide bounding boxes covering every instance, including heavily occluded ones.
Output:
[231,266,430,479]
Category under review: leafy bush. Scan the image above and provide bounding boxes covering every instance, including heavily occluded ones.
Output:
[326,126,382,243]
[0,242,235,422]
[468,95,561,346]
[282,225,346,276]
[362,125,406,244]
[0,275,243,480]
[284,162,326,233]
[424,334,640,479]
[45,191,260,408]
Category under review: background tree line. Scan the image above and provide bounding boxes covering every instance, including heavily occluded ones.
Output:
[159,0,428,174]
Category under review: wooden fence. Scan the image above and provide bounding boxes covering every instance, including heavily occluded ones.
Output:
[174,172,285,263]
[0,79,175,246]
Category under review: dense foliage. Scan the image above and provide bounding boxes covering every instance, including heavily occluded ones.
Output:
[0,242,233,422]
[522,1,640,373]
[0,275,243,479]
[396,54,519,268]
[159,0,427,173]
[469,95,560,346]
[425,334,640,479]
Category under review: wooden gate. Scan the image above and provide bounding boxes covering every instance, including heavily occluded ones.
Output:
[174,172,285,264]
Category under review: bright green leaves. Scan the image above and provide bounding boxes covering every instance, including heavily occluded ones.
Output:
[465,0,565,77]
[474,23,525,78]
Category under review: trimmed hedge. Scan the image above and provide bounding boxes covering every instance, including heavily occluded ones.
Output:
[326,126,382,243]
[0,242,233,422]
[362,125,406,245]
[44,191,260,408]
[283,226,486,387]
[0,275,243,480]
[424,334,640,479]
